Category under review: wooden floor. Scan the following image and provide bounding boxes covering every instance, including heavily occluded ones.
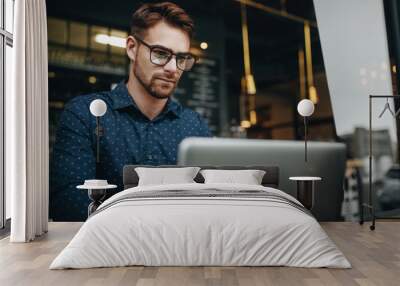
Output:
[0,222,399,286]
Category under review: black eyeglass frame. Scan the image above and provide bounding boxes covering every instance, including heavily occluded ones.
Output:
[132,34,199,71]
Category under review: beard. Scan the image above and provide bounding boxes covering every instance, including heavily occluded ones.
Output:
[133,61,179,100]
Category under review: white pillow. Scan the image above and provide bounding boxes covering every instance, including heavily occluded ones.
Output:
[200,169,266,185]
[135,167,201,186]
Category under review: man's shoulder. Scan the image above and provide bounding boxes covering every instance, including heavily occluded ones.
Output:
[176,103,210,136]
[174,101,202,120]
[176,103,210,134]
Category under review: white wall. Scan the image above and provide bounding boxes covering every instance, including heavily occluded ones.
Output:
[314,0,397,142]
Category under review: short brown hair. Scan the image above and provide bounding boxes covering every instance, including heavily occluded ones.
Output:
[130,2,194,38]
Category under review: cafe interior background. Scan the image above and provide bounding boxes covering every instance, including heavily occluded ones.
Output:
[3,0,399,225]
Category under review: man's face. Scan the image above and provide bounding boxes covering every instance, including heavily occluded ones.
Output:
[131,21,190,99]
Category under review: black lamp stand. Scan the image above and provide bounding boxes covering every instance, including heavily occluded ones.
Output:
[304,116,308,162]
[95,116,104,177]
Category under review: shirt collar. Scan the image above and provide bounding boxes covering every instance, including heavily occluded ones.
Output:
[164,96,182,118]
[111,81,181,118]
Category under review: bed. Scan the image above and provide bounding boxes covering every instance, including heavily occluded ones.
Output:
[50,165,351,269]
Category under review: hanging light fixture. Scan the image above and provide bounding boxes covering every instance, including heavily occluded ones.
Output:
[304,22,318,104]
[298,48,307,100]
[240,2,257,127]
[241,3,256,95]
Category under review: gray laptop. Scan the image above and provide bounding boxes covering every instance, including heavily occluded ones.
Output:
[177,137,346,221]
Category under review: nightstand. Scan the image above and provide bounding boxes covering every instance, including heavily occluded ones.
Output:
[289,176,322,210]
[77,181,117,217]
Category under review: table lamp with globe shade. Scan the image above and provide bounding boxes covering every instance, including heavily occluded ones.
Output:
[89,99,107,176]
[297,99,315,162]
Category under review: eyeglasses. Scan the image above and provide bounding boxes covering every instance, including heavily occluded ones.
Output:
[133,34,198,71]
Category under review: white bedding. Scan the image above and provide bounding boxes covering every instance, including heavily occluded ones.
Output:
[50,183,351,269]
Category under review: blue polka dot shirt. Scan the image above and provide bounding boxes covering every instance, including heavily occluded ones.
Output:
[50,81,211,221]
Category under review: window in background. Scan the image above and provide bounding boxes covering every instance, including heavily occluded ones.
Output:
[70,21,88,49]
[47,18,128,79]
[110,29,127,55]
[1,0,14,232]
[47,17,67,45]
[91,26,108,52]
[5,43,12,221]
[224,1,334,141]
[0,0,3,230]
[5,0,13,33]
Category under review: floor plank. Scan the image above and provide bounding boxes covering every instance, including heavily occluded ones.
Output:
[0,222,399,286]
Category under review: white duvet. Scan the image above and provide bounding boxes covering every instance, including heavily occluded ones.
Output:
[50,183,351,269]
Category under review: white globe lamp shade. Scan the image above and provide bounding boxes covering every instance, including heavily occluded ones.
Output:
[297,99,315,117]
[90,99,107,117]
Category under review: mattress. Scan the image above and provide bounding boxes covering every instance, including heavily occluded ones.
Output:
[50,183,351,269]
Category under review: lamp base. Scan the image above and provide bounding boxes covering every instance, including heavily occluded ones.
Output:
[296,181,314,210]
[87,189,106,216]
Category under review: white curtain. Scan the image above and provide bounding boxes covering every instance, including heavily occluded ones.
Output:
[6,0,49,242]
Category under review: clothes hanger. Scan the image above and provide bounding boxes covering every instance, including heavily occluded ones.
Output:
[392,97,400,117]
[378,98,395,118]
[395,106,400,117]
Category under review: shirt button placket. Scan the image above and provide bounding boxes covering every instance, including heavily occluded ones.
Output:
[146,122,153,163]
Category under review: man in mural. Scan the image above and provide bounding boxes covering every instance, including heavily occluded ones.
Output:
[50,2,210,221]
